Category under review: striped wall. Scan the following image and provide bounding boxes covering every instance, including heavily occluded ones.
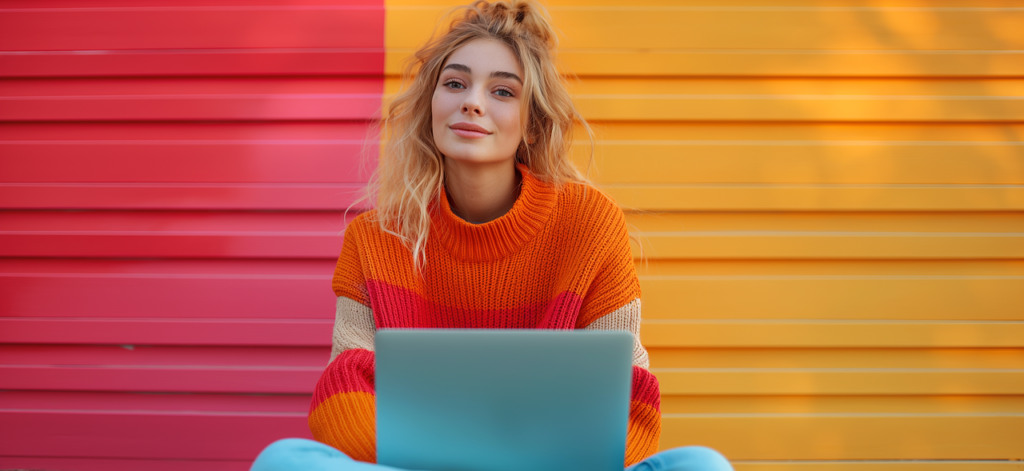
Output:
[1,1,1022,470]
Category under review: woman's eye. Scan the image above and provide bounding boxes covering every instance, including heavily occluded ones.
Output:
[443,80,464,89]
[495,88,514,97]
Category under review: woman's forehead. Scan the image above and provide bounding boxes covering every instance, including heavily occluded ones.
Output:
[443,39,523,77]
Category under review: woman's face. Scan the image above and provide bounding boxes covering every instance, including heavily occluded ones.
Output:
[432,38,525,166]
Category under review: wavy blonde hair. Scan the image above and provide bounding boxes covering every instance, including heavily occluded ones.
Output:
[366,0,592,269]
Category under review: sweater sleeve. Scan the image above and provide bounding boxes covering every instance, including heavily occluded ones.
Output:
[584,300,662,467]
[578,201,662,466]
[309,217,379,462]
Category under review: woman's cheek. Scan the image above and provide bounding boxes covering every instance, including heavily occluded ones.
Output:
[500,104,521,148]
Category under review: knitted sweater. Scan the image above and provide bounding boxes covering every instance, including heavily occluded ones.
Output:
[308,166,661,466]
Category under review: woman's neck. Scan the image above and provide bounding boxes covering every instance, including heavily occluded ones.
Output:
[444,158,521,224]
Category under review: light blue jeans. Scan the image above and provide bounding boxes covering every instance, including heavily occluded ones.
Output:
[251,438,733,471]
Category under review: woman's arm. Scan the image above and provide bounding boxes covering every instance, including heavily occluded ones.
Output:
[576,196,661,466]
[583,299,662,467]
[309,296,379,462]
[329,296,376,363]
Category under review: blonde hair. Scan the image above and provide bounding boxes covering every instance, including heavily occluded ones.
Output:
[366,0,592,269]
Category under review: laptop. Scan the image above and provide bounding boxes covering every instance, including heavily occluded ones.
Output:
[375,329,634,471]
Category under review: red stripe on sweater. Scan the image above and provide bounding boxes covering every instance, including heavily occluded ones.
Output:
[631,366,661,411]
[365,280,583,329]
[310,348,375,411]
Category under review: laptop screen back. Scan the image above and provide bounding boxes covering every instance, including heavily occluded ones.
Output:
[376,329,633,471]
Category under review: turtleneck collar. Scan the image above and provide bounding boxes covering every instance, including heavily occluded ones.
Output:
[432,163,559,262]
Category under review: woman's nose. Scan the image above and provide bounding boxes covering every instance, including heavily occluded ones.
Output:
[461,90,484,115]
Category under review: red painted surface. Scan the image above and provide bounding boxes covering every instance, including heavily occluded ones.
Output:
[0,133,370,183]
[0,210,351,258]
[0,410,312,458]
[0,6,385,50]
[0,49,385,77]
[1,365,323,393]
[1,259,337,318]
[1,344,327,365]
[0,1,386,77]
[0,121,378,209]
[0,183,369,210]
[0,318,334,345]
[0,390,312,411]
[0,0,384,467]
[0,78,384,121]
[0,457,252,471]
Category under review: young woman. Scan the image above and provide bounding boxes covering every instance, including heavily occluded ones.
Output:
[252,1,732,470]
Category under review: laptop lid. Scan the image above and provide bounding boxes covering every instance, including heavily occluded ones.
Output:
[376,329,633,471]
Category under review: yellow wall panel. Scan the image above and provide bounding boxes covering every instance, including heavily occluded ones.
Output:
[569,78,1024,122]
[579,142,1024,185]
[632,232,1024,260]
[388,47,1024,77]
[640,321,1024,348]
[385,3,1024,76]
[732,462,1024,471]
[608,186,1024,211]
[649,348,1024,369]
[653,369,1024,395]
[639,276,1024,320]
[547,9,1024,50]
[634,260,1024,277]
[553,50,1024,78]
[661,415,1024,459]
[625,212,1024,257]
[660,395,1024,414]
[386,7,1024,50]
[570,78,1024,96]
[589,123,1024,142]
[624,212,1024,233]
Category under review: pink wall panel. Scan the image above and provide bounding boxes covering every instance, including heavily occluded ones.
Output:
[0,0,384,467]
[1,262,337,319]
[2,343,328,393]
[0,318,333,346]
[0,457,252,471]
[0,78,384,121]
[1,140,366,182]
[0,49,385,77]
[0,410,313,459]
[1,344,328,365]
[0,1,386,77]
[0,210,350,258]
[1,365,322,393]
[0,390,312,411]
[0,122,376,210]
[0,391,315,467]
[0,183,368,210]
[1,6,385,50]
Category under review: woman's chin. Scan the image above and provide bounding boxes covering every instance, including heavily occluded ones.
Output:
[442,151,517,167]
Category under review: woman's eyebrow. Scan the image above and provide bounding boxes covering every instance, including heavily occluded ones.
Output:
[490,71,523,84]
[442,63,471,74]
[441,63,522,84]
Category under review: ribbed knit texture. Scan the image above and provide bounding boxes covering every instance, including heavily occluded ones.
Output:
[309,165,661,466]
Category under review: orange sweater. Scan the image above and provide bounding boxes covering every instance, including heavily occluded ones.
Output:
[309,166,661,466]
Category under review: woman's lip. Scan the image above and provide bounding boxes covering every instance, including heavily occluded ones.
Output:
[450,122,490,133]
[450,127,490,139]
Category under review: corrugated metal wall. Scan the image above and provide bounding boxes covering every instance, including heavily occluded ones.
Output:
[2,0,1023,470]
[0,1,384,469]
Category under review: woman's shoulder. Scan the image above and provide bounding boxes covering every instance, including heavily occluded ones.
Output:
[343,210,386,244]
[556,181,626,222]
[344,210,410,248]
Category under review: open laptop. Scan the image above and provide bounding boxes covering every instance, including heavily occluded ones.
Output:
[375,329,634,471]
